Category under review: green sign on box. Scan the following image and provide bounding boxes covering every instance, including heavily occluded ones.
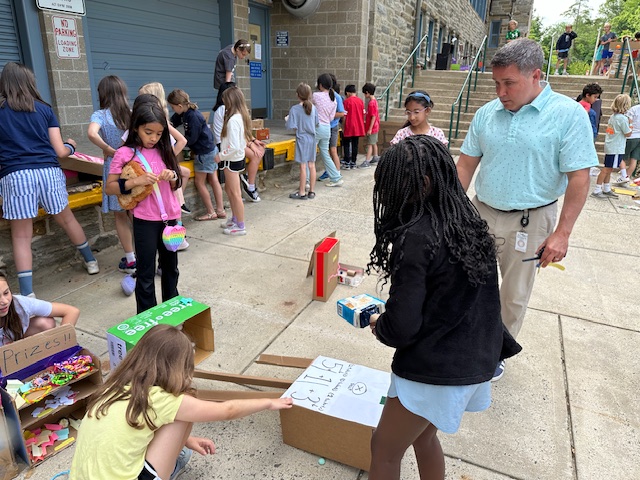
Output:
[107,295,214,371]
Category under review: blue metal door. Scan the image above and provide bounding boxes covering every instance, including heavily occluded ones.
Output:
[0,0,22,68]
[86,0,221,110]
[248,3,270,118]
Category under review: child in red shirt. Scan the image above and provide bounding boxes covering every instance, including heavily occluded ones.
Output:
[360,82,380,168]
[342,85,365,169]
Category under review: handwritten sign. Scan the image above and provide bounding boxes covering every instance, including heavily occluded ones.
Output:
[0,324,76,376]
[281,356,390,427]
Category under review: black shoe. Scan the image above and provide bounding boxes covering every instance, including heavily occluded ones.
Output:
[180,204,191,215]
[240,173,260,201]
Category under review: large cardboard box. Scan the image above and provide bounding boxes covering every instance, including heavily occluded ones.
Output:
[106,295,214,371]
[0,325,103,470]
[195,354,389,472]
[59,153,103,177]
[251,128,270,141]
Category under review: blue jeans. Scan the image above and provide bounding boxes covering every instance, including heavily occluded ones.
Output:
[316,124,341,182]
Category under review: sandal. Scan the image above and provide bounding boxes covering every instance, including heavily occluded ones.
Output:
[289,192,308,200]
[196,212,218,221]
[215,209,227,219]
[307,191,316,199]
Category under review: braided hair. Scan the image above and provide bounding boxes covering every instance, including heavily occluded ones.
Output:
[368,135,496,286]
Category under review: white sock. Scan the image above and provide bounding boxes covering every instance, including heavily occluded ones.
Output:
[603,183,612,192]
[594,184,603,194]
[620,168,627,178]
[125,252,136,263]
[248,183,256,192]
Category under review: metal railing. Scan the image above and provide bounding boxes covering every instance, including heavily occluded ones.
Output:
[379,34,429,121]
[620,38,639,102]
[447,35,487,143]
[545,36,554,80]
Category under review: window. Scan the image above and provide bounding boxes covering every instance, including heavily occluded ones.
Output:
[470,0,487,21]
[427,20,434,58]
[437,25,444,54]
[489,20,501,48]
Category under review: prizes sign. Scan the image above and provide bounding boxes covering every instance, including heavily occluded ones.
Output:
[282,356,390,428]
[52,17,80,59]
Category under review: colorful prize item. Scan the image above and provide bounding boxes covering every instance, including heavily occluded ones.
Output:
[162,222,186,252]
[19,355,95,404]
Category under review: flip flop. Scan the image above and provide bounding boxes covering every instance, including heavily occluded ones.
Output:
[196,212,218,221]
[215,210,227,219]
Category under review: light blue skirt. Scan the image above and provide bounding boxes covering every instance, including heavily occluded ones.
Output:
[388,373,491,434]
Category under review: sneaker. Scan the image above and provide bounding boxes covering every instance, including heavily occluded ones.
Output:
[563,71,569,75]
[318,171,329,181]
[180,204,191,215]
[83,260,99,275]
[358,161,371,168]
[591,191,606,198]
[170,447,193,480]
[118,257,137,274]
[603,190,619,198]
[240,174,260,202]
[177,239,189,251]
[223,225,247,236]
[370,155,380,165]
[554,69,559,75]
[121,274,136,296]
[349,162,356,170]
[26,292,36,299]
[615,176,630,185]
[326,179,344,187]
[491,361,505,382]
[220,218,235,228]
[305,182,310,192]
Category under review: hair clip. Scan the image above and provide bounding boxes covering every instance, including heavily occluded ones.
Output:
[408,92,431,103]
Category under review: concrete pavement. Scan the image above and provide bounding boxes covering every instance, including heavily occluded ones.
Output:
[11,157,640,480]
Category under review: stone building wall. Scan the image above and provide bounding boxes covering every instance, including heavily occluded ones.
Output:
[269,0,370,120]
[486,0,535,61]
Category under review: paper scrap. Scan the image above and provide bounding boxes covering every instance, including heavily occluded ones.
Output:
[54,437,75,451]
[44,423,63,431]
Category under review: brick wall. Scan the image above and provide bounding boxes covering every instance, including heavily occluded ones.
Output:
[269,0,370,120]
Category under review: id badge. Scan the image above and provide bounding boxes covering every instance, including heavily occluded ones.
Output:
[515,231,528,253]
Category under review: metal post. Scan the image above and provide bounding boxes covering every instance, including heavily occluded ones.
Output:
[615,41,626,78]
[385,91,390,121]
[398,69,405,108]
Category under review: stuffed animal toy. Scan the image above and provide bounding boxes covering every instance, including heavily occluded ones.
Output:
[117,160,153,210]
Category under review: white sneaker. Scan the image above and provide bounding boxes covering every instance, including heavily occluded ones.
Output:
[326,179,344,187]
[223,225,246,236]
[177,239,189,251]
[554,70,559,75]
[615,176,630,185]
[83,260,99,275]
[220,218,235,228]
[591,191,606,198]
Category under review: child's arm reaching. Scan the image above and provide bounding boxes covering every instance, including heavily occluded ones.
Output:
[175,395,293,423]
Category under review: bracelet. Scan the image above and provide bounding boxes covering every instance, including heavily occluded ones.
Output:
[64,142,75,156]
[118,178,132,194]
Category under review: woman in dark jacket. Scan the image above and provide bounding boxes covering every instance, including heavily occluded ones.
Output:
[367,135,521,480]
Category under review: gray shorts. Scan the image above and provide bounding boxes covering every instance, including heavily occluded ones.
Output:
[626,137,640,160]
[330,125,339,148]
[0,167,68,220]
[365,132,378,145]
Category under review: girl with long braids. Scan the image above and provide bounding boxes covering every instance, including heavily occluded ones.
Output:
[366,135,521,480]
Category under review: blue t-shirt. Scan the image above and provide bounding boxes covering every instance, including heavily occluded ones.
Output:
[0,101,60,179]
[330,94,345,129]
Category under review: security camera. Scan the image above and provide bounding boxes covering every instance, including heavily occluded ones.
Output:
[282,0,322,19]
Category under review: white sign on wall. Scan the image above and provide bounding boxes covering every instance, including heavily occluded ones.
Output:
[52,16,80,59]
[38,0,85,15]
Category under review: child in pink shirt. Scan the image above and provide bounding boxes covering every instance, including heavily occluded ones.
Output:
[106,98,182,313]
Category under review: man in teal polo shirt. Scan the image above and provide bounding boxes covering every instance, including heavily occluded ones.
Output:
[457,39,598,381]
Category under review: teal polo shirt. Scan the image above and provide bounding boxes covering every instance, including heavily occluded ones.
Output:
[461,82,598,211]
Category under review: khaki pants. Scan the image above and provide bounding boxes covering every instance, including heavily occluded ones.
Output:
[473,197,558,339]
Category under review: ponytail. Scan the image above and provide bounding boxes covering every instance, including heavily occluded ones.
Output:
[328,88,335,102]
[296,83,313,115]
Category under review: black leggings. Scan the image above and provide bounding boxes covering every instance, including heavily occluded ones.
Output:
[343,137,360,164]
[133,217,179,313]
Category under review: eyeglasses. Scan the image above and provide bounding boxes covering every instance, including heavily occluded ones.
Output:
[405,107,428,116]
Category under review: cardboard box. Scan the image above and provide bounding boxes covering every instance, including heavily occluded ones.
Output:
[0,325,103,470]
[107,295,214,371]
[251,119,264,129]
[59,153,104,177]
[337,294,386,328]
[194,354,390,472]
[252,128,270,141]
[312,237,340,302]
[337,263,364,287]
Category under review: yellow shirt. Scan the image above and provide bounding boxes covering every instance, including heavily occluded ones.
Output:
[70,386,183,480]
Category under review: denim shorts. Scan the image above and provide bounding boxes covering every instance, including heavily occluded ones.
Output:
[0,167,68,220]
[193,150,218,173]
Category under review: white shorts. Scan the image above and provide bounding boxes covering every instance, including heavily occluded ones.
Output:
[0,167,68,220]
